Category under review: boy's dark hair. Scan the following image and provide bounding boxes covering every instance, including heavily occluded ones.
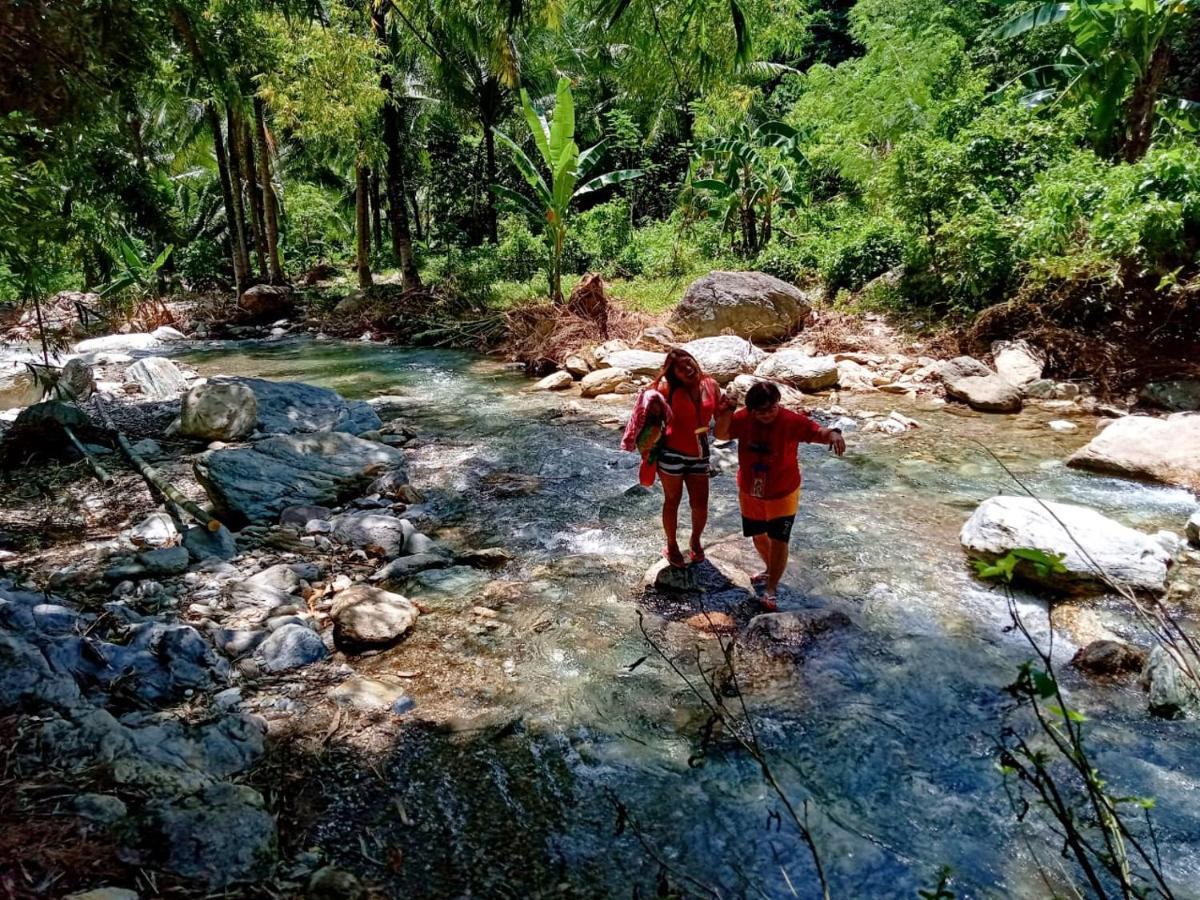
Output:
[745,381,781,411]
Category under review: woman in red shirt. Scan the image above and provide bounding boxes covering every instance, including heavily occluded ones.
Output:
[716,380,845,609]
[653,349,726,567]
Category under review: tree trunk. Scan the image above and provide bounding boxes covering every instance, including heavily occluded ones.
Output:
[239,109,268,279]
[224,103,252,283]
[407,188,424,242]
[483,121,499,244]
[1122,41,1171,163]
[372,4,421,291]
[355,163,373,290]
[253,96,284,282]
[369,168,384,254]
[206,103,247,292]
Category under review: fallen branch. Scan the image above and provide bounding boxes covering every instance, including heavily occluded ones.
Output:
[93,396,221,532]
[61,425,113,486]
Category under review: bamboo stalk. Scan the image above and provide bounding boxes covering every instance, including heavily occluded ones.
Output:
[93,396,222,532]
[62,424,114,486]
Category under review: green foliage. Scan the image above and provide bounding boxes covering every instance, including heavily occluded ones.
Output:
[973,547,1068,583]
[281,183,353,271]
[98,236,173,301]
[494,77,642,302]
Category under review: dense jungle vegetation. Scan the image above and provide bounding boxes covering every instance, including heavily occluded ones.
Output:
[2,0,1199,335]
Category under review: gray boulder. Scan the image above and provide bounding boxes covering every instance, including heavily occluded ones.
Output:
[531,370,573,391]
[961,496,1170,594]
[371,553,450,583]
[195,431,407,524]
[991,340,1044,386]
[601,349,667,376]
[330,584,419,646]
[238,283,294,321]
[331,512,413,557]
[182,525,238,561]
[939,356,993,381]
[180,382,258,441]
[580,367,632,398]
[681,335,767,385]
[0,630,81,710]
[1143,645,1200,719]
[147,782,276,886]
[669,271,812,341]
[246,563,301,595]
[1067,413,1200,491]
[213,377,380,435]
[125,357,188,399]
[1140,379,1200,412]
[753,350,839,391]
[944,373,1022,413]
[57,358,96,401]
[253,623,326,673]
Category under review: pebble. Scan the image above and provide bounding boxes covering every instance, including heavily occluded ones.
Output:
[1048,419,1078,432]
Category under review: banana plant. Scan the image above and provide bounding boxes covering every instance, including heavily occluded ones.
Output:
[99,234,173,300]
[688,121,811,254]
[493,77,642,304]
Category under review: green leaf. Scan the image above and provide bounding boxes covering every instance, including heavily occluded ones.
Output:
[691,178,734,197]
[552,140,579,213]
[574,168,643,199]
[1032,670,1058,699]
[730,0,752,65]
[548,77,575,170]
[519,88,552,170]
[491,183,542,219]
[577,140,606,179]
[493,128,552,206]
[150,244,174,272]
[992,3,1072,40]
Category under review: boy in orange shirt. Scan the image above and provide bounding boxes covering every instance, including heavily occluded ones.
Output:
[716,381,845,609]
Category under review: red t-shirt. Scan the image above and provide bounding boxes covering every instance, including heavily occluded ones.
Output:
[659,377,719,456]
[727,407,823,499]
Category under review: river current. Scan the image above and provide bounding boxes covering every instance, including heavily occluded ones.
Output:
[181,338,1200,898]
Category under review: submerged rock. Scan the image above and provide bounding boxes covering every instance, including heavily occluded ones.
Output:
[195,431,406,524]
[1071,640,1147,679]
[741,609,852,654]
[668,271,812,341]
[1143,645,1200,719]
[1067,413,1200,491]
[960,496,1170,594]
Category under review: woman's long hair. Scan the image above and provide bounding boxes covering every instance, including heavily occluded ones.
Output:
[655,348,709,401]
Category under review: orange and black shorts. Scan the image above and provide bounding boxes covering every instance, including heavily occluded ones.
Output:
[739,488,800,543]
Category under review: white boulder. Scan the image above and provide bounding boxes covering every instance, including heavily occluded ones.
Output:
[681,336,766,385]
[754,350,839,391]
[180,382,258,441]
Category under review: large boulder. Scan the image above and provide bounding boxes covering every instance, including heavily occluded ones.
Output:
[681,335,767,385]
[601,349,667,376]
[146,782,277,887]
[238,284,294,321]
[213,377,380,435]
[1139,379,1200,413]
[580,367,632,398]
[1066,413,1200,490]
[125,356,188,400]
[940,355,1022,412]
[728,374,808,412]
[74,332,162,355]
[57,358,95,401]
[180,382,258,441]
[330,584,419,646]
[194,432,407,524]
[0,369,45,410]
[960,495,1170,594]
[753,350,838,391]
[991,340,1044,387]
[668,271,812,341]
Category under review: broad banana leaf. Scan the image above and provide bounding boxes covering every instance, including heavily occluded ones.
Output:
[519,88,552,170]
[992,2,1072,39]
[493,129,553,207]
[549,78,575,169]
[491,183,544,218]
[575,168,643,199]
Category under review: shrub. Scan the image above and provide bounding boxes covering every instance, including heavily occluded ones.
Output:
[494,215,546,281]
[282,182,351,270]
[752,241,820,284]
[822,223,906,294]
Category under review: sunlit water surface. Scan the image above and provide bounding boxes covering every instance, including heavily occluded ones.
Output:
[181,338,1200,898]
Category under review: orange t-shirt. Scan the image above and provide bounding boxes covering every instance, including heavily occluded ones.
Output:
[727,407,823,499]
[659,377,718,456]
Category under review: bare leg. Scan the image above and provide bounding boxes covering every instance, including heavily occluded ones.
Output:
[752,533,771,570]
[660,473,685,566]
[765,538,790,595]
[683,472,709,558]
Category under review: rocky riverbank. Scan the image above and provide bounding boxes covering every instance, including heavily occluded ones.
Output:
[2,273,1200,896]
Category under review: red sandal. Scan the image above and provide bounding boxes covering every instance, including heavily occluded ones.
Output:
[663,546,687,568]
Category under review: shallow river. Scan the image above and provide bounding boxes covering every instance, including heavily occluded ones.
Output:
[182,339,1200,898]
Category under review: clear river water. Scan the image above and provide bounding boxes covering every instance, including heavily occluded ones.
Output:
[181,338,1200,899]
